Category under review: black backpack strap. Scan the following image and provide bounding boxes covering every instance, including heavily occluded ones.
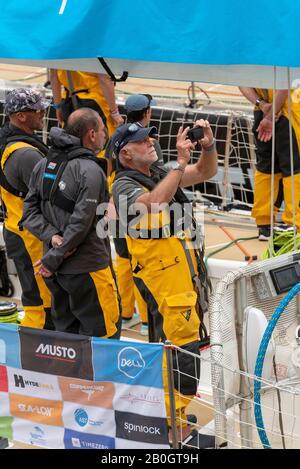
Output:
[0,142,31,199]
[0,171,27,198]
[43,146,107,214]
[42,148,72,211]
[64,87,89,98]
[52,190,76,213]
[0,145,27,198]
[0,131,47,199]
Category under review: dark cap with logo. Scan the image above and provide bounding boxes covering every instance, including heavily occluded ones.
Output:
[112,123,157,156]
[5,88,50,115]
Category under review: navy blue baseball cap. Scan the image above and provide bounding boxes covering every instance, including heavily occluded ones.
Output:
[125,94,156,113]
[112,123,157,156]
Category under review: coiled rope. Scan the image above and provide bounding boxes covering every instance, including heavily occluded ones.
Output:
[254,282,300,448]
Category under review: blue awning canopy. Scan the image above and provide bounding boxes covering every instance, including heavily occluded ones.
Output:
[1,0,300,88]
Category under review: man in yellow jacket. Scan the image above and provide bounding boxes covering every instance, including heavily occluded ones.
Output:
[106,94,161,337]
[239,87,300,239]
[50,69,123,135]
[0,88,52,329]
[112,120,217,437]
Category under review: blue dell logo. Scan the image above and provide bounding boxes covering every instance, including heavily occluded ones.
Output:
[74,408,88,427]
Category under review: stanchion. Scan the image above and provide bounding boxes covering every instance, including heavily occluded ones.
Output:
[165,341,178,449]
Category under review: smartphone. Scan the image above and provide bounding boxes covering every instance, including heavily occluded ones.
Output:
[187,126,204,142]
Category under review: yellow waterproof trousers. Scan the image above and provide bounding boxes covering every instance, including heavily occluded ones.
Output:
[252,170,300,230]
[116,254,148,322]
[3,228,51,329]
[129,237,201,427]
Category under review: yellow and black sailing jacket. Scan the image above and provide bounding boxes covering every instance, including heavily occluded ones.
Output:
[0,131,48,234]
[255,88,300,151]
[114,165,211,341]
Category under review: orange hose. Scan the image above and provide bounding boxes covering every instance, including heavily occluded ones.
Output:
[219,226,254,264]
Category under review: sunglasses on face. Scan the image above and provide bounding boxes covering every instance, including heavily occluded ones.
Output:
[13,105,46,114]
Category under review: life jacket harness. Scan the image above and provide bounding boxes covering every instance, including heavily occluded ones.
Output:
[115,165,211,342]
[115,166,194,239]
[64,87,89,98]
[0,134,48,199]
[42,145,107,214]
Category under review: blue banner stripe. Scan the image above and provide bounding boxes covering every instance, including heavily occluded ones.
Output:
[0,323,21,368]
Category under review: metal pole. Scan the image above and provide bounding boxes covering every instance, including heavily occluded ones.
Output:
[246,116,257,176]
[221,114,233,209]
[235,277,253,448]
[287,67,297,250]
[165,341,179,449]
[190,81,196,108]
[269,66,277,257]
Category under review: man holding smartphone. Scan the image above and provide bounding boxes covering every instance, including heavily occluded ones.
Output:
[111,119,217,440]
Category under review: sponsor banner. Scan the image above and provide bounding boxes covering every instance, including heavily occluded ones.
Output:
[92,338,164,387]
[62,402,115,437]
[10,393,64,427]
[7,366,61,400]
[19,327,93,379]
[0,392,10,417]
[0,323,21,368]
[113,383,166,417]
[12,418,65,448]
[64,429,115,449]
[115,438,169,449]
[0,326,168,448]
[0,416,13,440]
[0,365,8,392]
[59,376,114,408]
[115,410,169,445]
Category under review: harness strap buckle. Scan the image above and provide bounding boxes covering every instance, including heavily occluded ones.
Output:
[133,263,143,274]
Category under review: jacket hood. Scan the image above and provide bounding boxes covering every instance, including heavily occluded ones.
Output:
[49,127,81,149]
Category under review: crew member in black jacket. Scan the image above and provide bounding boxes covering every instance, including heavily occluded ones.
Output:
[0,88,52,329]
[22,108,121,338]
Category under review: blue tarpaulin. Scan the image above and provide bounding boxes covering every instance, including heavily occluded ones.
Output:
[0,0,300,87]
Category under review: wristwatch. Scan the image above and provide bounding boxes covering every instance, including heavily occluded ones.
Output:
[172,162,186,172]
[255,98,264,107]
